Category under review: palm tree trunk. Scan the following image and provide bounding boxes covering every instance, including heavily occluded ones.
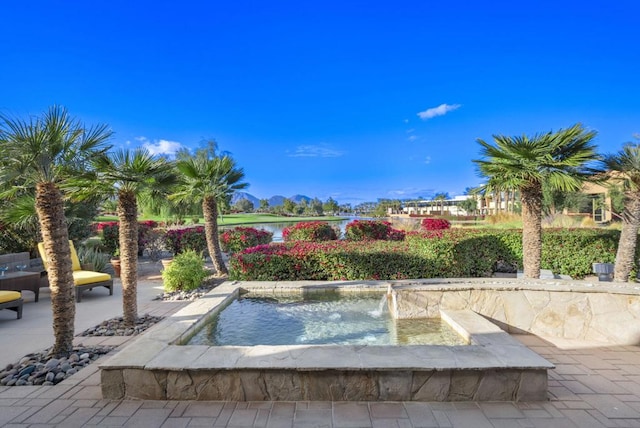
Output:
[118,190,138,326]
[614,194,640,282]
[521,184,543,279]
[203,195,227,275]
[36,182,75,357]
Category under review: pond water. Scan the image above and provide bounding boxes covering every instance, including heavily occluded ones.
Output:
[186,292,467,346]
[221,217,362,242]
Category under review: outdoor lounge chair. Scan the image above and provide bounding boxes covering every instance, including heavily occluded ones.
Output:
[37,241,113,303]
[0,290,23,319]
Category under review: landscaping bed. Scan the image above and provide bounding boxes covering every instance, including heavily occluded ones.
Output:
[230,228,626,281]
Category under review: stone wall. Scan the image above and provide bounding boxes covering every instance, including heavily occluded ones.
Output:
[390,280,640,345]
[102,367,548,402]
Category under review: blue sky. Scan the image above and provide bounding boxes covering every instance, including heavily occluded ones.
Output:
[2,1,639,205]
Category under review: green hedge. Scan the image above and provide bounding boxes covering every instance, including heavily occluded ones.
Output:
[229,228,628,281]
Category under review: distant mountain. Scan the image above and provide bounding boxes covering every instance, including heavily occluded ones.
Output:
[231,192,260,207]
[289,194,312,204]
[268,195,286,206]
[232,192,313,207]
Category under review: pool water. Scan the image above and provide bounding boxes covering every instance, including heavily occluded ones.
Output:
[187,293,467,346]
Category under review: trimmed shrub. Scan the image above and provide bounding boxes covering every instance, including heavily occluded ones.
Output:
[420,218,451,231]
[220,227,273,254]
[345,220,405,241]
[540,228,618,279]
[229,228,626,281]
[99,222,157,257]
[164,226,208,255]
[282,221,338,242]
[101,222,119,256]
[162,249,209,292]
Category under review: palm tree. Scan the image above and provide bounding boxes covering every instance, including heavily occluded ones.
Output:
[599,143,640,281]
[433,192,449,216]
[173,148,247,275]
[474,123,598,278]
[0,106,111,356]
[84,148,175,325]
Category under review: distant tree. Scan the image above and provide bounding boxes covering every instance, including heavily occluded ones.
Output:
[283,198,296,213]
[339,203,352,214]
[234,198,254,212]
[294,199,307,215]
[309,198,323,215]
[259,198,270,211]
[323,197,339,214]
[459,197,477,215]
[433,192,449,215]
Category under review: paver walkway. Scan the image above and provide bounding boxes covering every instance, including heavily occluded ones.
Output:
[1,274,639,427]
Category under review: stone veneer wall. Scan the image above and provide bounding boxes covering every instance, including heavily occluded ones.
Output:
[101,367,548,402]
[390,280,640,345]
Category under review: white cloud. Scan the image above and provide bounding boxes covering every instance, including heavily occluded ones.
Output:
[288,144,344,158]
[417,103,461,120]
[407,135,418,142]
[424,156,431,164]
[403,119,409,124]
[142,138,183,156]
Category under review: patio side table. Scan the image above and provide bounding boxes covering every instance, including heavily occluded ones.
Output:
[0,271,42,302]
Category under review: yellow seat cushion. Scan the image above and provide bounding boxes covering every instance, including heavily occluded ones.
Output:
[72,271,112,286]
[38,241,82,271]
[0,290,22,303]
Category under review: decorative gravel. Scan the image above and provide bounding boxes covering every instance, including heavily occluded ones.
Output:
[0,346,114,386]
[154,277,225,301]
[79,314,164,336]
[1,314,166,387]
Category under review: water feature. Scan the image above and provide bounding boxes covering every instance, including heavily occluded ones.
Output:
[187,292,466,346]
[101,280,554,402]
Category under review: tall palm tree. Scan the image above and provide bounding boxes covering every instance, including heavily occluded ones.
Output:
[0,106,111,356]
[599,143,640,281]
[433,192,448,216]
[474,123,598,278]
[82,148,175,325]
[173,148,247,275]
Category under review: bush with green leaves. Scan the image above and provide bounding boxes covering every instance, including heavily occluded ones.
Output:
[282,221,338,242]
[345,219,405,241]
[230,228,626,281]
[162,250,209,292]
[220,227,273,254]
[99,222,156,257]
[99,222,119,256]
[164,226,208,255]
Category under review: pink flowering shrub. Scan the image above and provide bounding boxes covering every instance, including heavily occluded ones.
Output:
[345,220,405,241]
[98,221,159,256]
[229,240,419,281]
[421,218,451,231]
[229,228,624,281]
[282,221,338,242]
[164,226,207,255]
[220,227,273,254]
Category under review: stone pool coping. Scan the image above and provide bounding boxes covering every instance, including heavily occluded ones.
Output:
[100,280,554,401]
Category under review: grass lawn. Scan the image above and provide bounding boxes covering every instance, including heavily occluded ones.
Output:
[95,213,346,226]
